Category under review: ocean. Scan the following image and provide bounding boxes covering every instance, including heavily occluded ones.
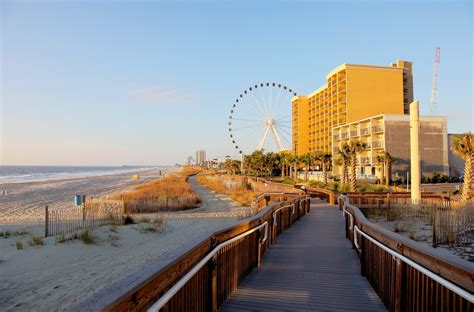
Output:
[0,166,158,184]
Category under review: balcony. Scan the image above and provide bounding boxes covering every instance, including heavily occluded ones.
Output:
[372,141,384,149]
[341,132,349,140]
[350,130,359,138]
[360,128,371,136]
[360,157,372,165]
[333,147,339,154]
[372,125,384,133]
[333,135,340,141]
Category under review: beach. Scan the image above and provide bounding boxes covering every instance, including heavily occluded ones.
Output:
[0,167,174,225]
[0,174,253,311]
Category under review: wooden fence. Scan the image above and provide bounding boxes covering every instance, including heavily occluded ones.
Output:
[98,192,312,311]
[44,199,124,237]
[340,195,473,312]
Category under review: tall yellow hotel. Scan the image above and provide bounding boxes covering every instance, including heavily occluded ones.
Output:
[292,60,413,155]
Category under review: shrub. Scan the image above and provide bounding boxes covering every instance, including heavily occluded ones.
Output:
[79,229,95,244]
[123,215,135,225]
[28,235,44,247]
[15,240,23,250]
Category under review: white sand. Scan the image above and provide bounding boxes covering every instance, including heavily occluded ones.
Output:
[0,175,254,311]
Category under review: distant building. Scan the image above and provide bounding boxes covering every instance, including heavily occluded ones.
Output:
[196,149,206,165]
[209,156,233,169]
[186,156,194,166]
[292,59,413,155]
[332,114,449,181]
[448,134,465,178]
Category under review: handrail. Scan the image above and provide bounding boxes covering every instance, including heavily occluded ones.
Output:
[353,224,473,303]
[272,204,295,225]
[339,194,474,309]
[147,221,269,312]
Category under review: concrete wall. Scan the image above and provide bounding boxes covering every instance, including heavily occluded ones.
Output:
[384,117,449,177]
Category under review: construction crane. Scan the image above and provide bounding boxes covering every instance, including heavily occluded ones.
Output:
[430,47,440,112]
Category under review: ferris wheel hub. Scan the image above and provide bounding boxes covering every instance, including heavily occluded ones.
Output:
[266,118,275,126]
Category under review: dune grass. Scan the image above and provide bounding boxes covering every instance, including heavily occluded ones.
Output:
[112,168,202,213]
[197,174,258,206]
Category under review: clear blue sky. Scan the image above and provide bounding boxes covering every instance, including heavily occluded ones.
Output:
[1,0,472,166]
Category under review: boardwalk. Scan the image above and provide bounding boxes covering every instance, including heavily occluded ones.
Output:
[219,199,386,311]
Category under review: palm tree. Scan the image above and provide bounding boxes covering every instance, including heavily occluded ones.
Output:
[451,133,474,204]
[300,153,312,181]
[347,140,367,192]
[321,153,332,184]
[286,154,296,179]
[383,152,396,186]
[337,143,351,185]
[375,153,386,184]
[279,153,287,178]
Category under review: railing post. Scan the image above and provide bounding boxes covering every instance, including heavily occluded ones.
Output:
[394,258,403,312]
[211,254,218,311]
[44,206,49,237]
[360,232,366,276]
[257,231,262,269]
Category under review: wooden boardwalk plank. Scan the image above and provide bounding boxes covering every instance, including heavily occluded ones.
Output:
[219,199,386,311]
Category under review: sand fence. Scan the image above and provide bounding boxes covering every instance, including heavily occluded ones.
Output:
[351,195,473,247]
[45,198,124,237]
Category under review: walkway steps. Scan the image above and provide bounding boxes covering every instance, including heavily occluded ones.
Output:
[219,199,386,311]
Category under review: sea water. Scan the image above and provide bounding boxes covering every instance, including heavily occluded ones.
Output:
[0,166,157,184]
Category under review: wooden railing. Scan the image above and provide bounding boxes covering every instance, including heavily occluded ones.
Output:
[339,195,474,312]
[299,185,338,205]
[100,192,311,312]
[345,192,459,208]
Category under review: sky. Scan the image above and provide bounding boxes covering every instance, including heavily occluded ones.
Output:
[1,0,472,166]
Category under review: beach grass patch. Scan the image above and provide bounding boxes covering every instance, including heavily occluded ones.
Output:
[55,234,66,244]
[28,235,44,247]
[109,233,119,247]
[79,229,95,244]
[15,240,23,250]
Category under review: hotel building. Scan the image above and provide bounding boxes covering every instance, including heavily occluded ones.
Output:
[332,114,449,180]
[292,60,413,155]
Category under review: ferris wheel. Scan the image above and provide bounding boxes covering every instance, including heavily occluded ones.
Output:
[228,82,297,155]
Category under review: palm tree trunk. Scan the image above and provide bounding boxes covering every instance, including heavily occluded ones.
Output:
[281,164,285,178]
[343,161,349,185]
[323,164,328,184]
[304,165,308,181]
[294,162,298,180]
[385,161,391,186]
[461,154,473,204]
[380,163,385,184]
[350,157,357,192]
